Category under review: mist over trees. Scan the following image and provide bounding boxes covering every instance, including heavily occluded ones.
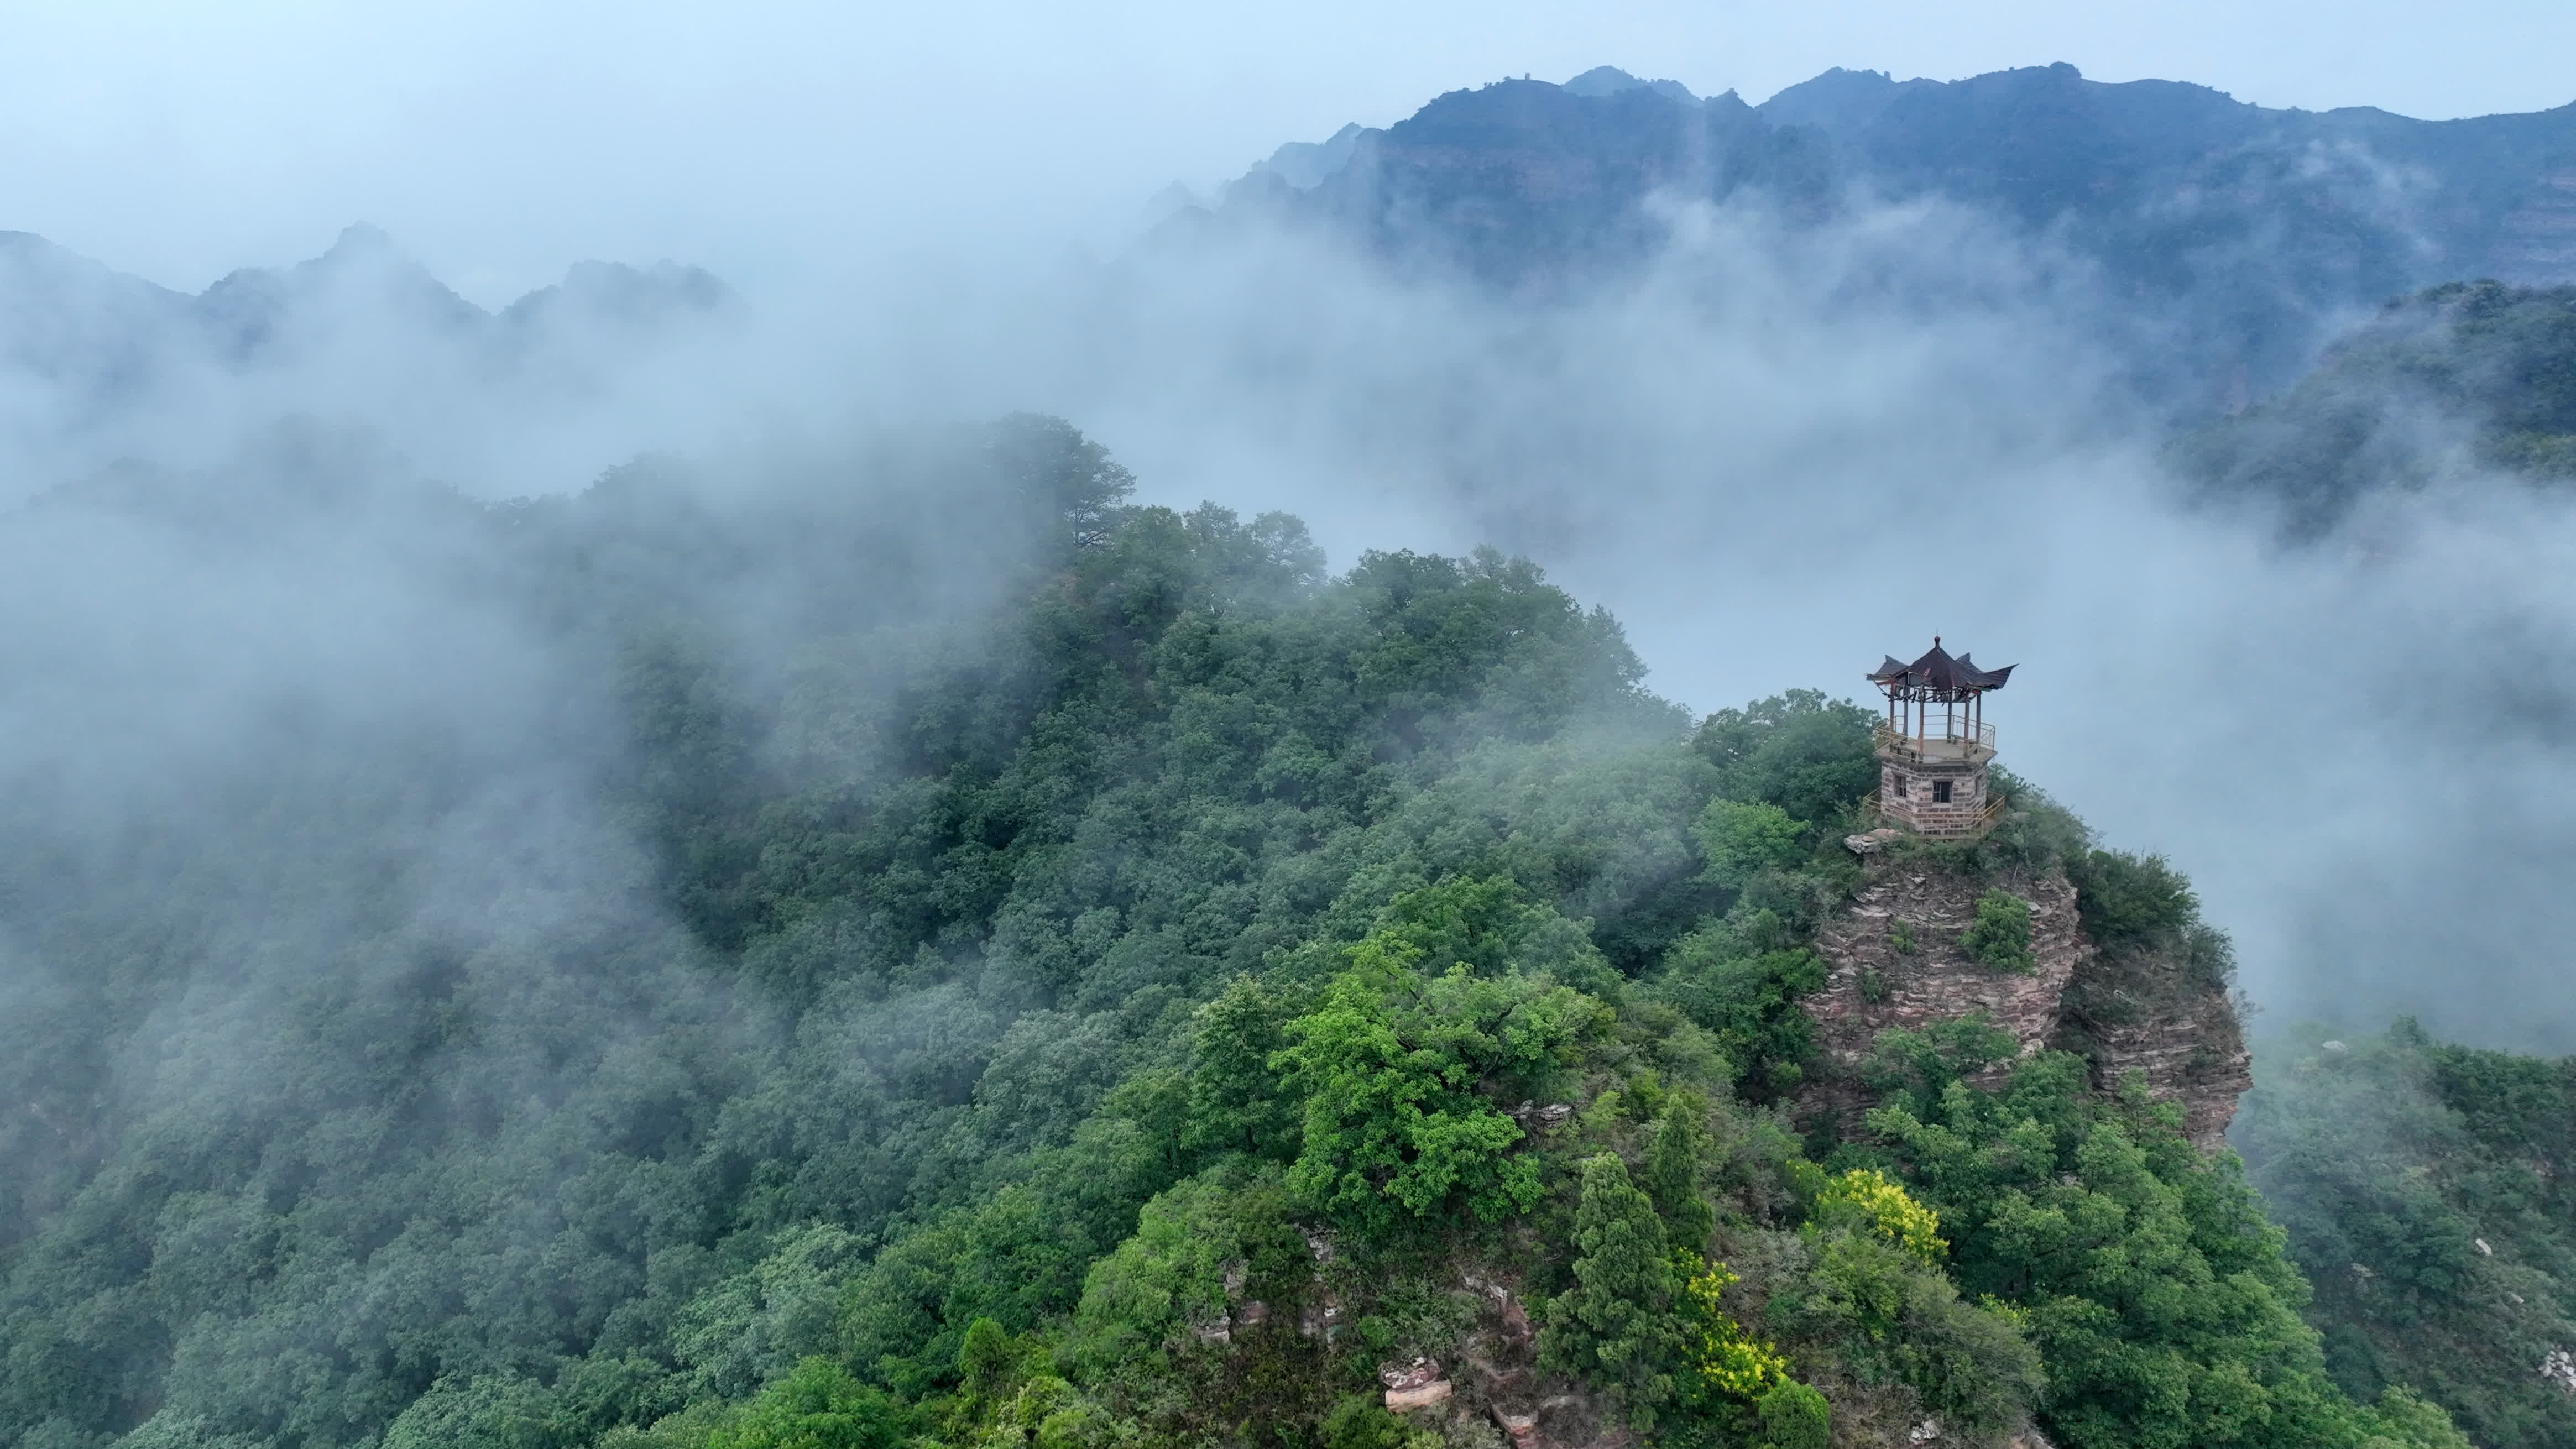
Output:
[0,412,2518,1449]
[2173,280,2576,533]
[4,51,2576,1449]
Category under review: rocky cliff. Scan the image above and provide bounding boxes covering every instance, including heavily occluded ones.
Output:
[1804,851,2250,1151]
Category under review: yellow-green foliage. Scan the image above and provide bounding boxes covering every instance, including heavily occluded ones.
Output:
[1673,1253,1792,1399]
[1811,1168,1946,1262]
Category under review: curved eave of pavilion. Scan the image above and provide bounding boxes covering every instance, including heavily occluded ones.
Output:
[1866,642,2014,698]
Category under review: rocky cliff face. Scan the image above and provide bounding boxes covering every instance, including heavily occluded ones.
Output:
[1804,854,2249,1150]
[2051,919,2252,1151]
[1218,1241,1632,1449]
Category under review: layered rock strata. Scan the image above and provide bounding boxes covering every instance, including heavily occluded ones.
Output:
[1806,857,2249,1150]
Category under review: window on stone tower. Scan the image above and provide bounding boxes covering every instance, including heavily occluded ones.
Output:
[1932,780,1953,803]
[1891,775,1907,797]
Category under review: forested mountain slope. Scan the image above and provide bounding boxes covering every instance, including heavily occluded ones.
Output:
[2171,279,2576,531]
[2238,1023,2576,1449]
[0,419,2489,1449]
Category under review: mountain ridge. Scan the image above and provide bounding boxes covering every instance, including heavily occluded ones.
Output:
[0,222,739,386]
[0,222,744,499]
[1203,61,2576,406]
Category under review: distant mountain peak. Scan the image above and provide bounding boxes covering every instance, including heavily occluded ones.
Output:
[1248,121,1369,191]
[1561,66,1697,104]
[1755,66,1931,135]
[0,227,743,484]
[322,222,401,258]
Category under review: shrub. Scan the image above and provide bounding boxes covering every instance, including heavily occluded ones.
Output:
[1320,1394,1436,1449]
[1809,1168,1947,1262]
[1756,1379,1831,1449]
[1673,1253,1790,1401]
[1958,890,2035,974]
[2066,850,2196,949]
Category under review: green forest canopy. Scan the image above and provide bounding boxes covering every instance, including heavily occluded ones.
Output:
[0,416,2542,1448]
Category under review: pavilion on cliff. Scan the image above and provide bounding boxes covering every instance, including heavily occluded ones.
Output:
[1866,638,2014,836]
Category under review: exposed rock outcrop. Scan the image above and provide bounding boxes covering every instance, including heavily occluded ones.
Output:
[1804,862,2087,1134]
[1807,854,2250,1150]
[2054,957,2251,1150]
[1441,1270,1632,1449]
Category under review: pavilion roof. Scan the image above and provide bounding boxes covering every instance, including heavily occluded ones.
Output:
[1868,639,2014,693]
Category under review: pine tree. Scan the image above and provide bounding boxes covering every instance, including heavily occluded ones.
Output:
[1539,1155,1680,1426]
[1644,1106,1716,1252]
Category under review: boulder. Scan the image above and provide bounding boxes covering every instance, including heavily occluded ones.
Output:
[1384,1380,1452,1412]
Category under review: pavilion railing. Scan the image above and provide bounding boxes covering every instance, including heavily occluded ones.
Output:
[1872,719,1995,757]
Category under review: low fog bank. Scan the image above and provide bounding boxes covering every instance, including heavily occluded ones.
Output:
[0,225,759,504]
[5,187,2572,1056]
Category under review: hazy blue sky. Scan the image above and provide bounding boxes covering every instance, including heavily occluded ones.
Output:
[2,0,2569,302]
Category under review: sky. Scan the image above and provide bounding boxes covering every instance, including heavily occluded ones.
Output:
[1,0,2571,304]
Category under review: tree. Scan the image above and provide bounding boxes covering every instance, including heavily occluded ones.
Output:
[987,412,1136,552]
[1064,1169,1303,1381]
[2066,849,2197,950]
[1691,691,1880,826]
[1867,1050,2463,1449]
[1540,1155,1681,1426]
[1645,1106,1717,1252]
[1273,943,1592,1235]
[1184,975,1300,1161]
[1694,799,1806,891]
[709,1359,910,1449]
[379,1374,572,1449]
[1653,918,1825,1092]
[958,1318,1019,1405]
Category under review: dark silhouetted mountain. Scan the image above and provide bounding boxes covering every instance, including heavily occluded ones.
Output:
[1204,63,2576,404]
[1754,66,1938,135]
[1219,77,1831,285]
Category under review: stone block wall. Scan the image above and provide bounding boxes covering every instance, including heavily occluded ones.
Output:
[1878,756,1991,836]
